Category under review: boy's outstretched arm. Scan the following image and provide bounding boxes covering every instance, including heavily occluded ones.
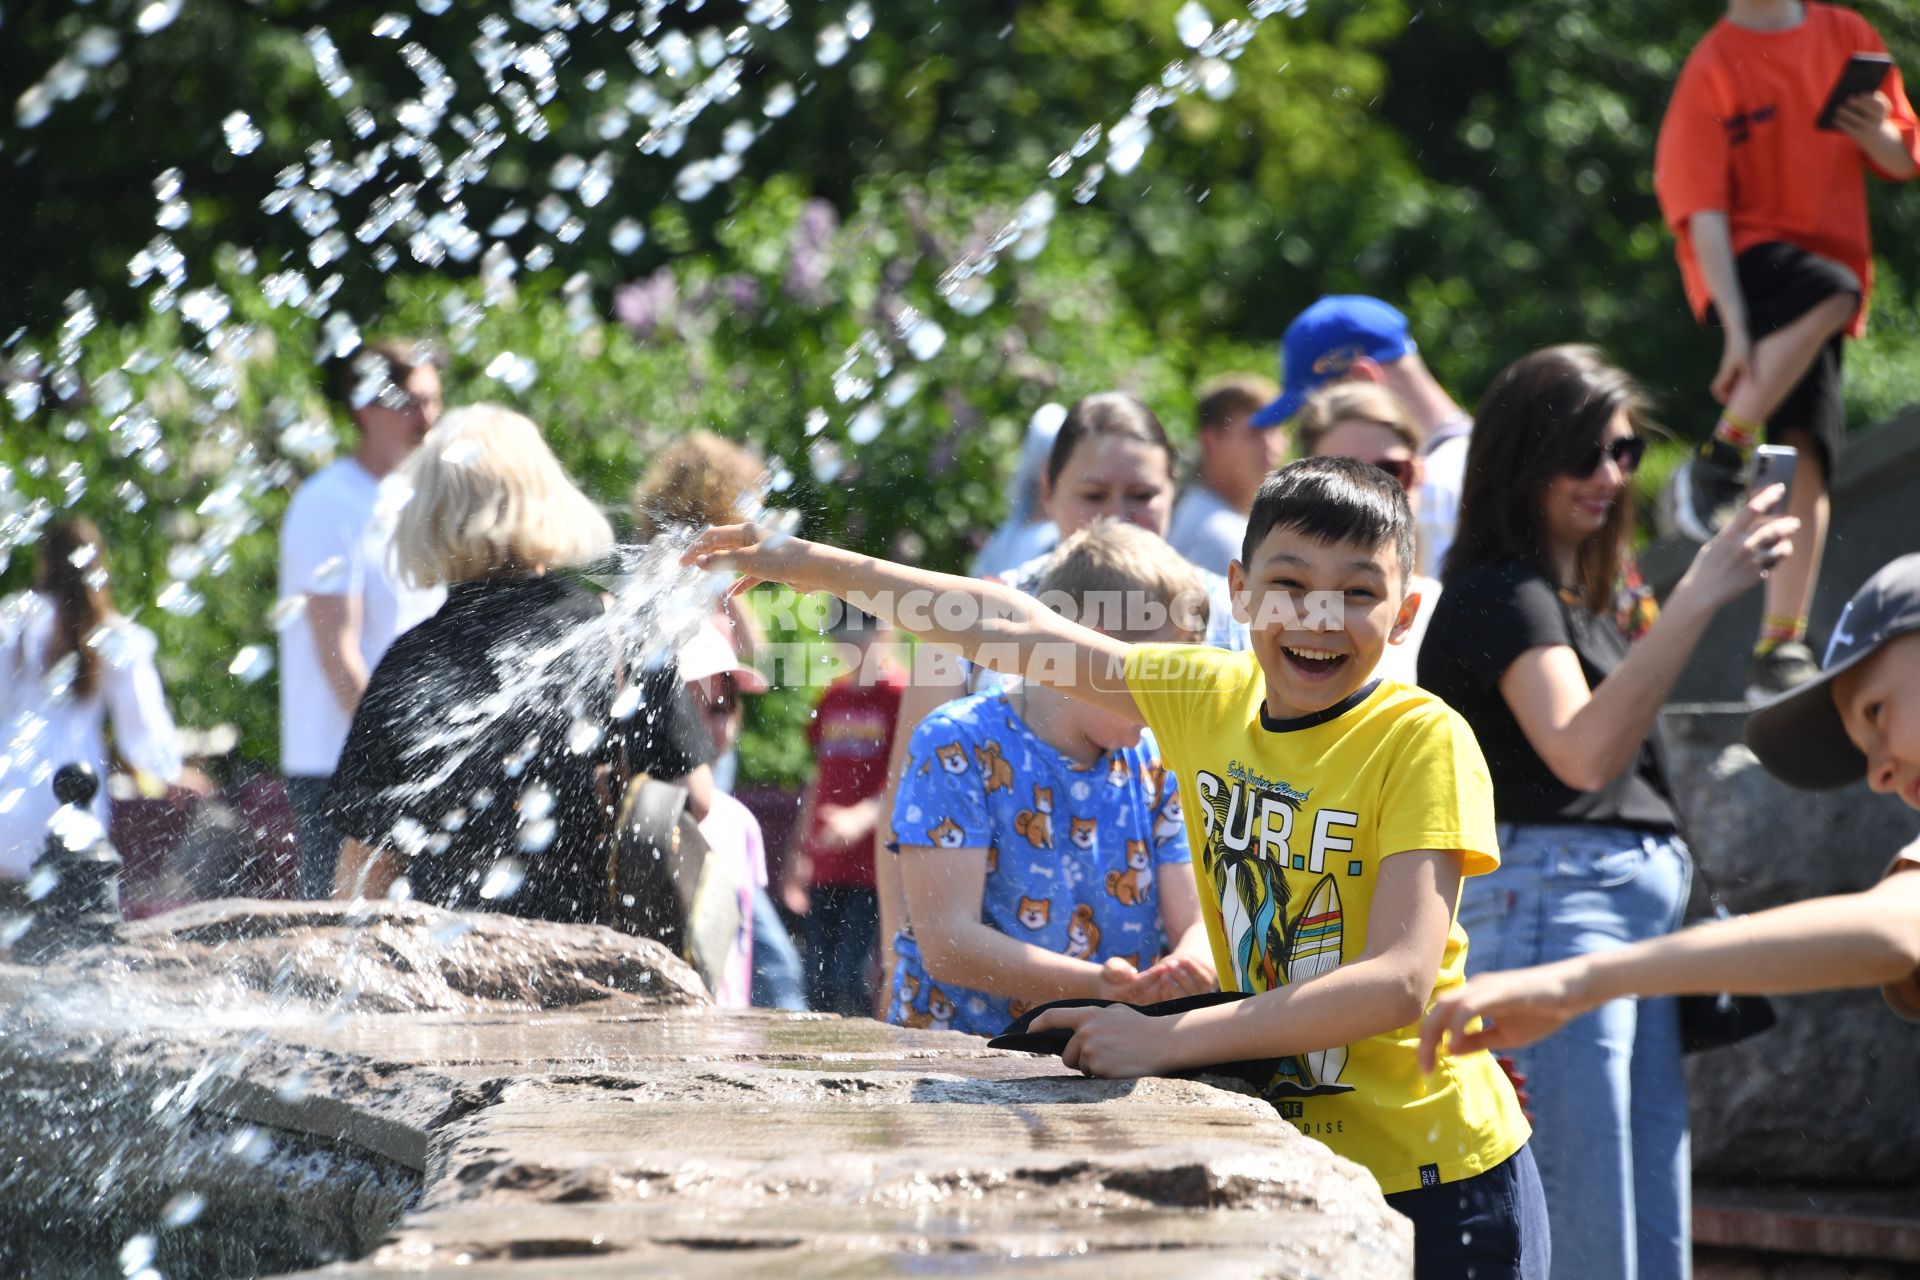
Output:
[1418,867,1920,1072]
[1032,850,1463,1077]
[683,524,1146,724]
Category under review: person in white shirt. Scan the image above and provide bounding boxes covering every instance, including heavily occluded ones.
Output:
[279,338,446,898]
[1295,382,1444,685]
[0,518,183,889]
[1249,296,1472,578]
[1166,373,1284,579]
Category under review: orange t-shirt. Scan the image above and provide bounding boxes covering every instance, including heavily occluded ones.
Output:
[1653,4,1920,338]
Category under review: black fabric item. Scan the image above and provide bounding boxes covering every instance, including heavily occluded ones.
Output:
[1675,865,1778,1055]
[326,574,714,923]
[1419,561,1679,830]
[1705,240,1856,472]
[988,991,1283,1087]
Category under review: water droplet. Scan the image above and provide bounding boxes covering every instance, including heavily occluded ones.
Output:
[271,595,309,632]
[567,716,603,755]
[310,555,349,593]
[609,217,645,254]
[1107,115,1150,175]
[745,0,791,28]
[372,12,412,38]
[848,404,884,445]
[484,351,536,393]
[134,0,183,35]
[480,857,526,898]
[763,82,796,117]
[808,438,844,484]
[25,866,60,902]
[161,1191,206,1228]
[845,1,874,40]
[432,917,474,946]
[899,312,946,362]
[815,24,849,66]
[276,1070,312,1103]
[1047,152,1073,179]
[610,684,644,721]
[228,645,273,683]
[1175,1,1214,48]
[118,1233,158,1275]
[1071,123,1103,158]
[222,110,263,156]
[1073,162,1105,205]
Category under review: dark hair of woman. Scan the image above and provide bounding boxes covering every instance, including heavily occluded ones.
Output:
[1446,345,1649,615]
[32,516,113,699]
[1044,391,1175,490]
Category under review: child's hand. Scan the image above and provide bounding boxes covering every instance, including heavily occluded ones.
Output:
[1132,950,1217,1003]
[815,801,876,849]
[1834,90,1894,147]
[1417,958,1598,1073]
[1710,324,1751,405]
[1093,955,1149,1001]
[1029,1001,1169,1078]
[680,522,812,595]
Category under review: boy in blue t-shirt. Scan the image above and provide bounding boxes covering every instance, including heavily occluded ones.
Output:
[888,522,1217,1032]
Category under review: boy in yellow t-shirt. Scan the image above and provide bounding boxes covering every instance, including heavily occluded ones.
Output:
[682,459,1542,1278]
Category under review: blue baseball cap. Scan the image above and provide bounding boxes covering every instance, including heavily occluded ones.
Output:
[1249,296,1419,429]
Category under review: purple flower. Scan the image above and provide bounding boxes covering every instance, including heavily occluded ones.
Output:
[614,268,679,339]
[781,198,839,306]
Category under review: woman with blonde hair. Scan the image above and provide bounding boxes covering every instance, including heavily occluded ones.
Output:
[327,405,714,919]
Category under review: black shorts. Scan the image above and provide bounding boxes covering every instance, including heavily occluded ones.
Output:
[1704,241,1859,473]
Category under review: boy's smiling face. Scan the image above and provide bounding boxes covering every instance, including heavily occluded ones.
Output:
[1832,632,1920,810]
[1229,523,1420,720]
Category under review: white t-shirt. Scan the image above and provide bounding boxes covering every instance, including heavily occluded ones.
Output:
[1370,573,1443,687]
[0,593,182,878]
[278,458,444,776]
[1419,416,1473,579]
[1166,484,1247,581]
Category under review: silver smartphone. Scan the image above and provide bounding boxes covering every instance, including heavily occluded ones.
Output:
[1751,444,1798,508]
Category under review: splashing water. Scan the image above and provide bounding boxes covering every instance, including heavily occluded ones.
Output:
[0,0,1318,1267]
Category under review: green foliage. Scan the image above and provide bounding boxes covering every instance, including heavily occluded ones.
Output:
[5,0,1920,787]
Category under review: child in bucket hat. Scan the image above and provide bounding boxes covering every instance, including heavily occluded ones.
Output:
[1419,552,1920,1067]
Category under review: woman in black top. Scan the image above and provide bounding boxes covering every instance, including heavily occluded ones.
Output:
[1418,346,1795,1280]
[327,404,712,923]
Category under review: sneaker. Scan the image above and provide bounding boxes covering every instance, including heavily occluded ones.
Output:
[1668,438,1750,543]
[1746,641,1820,703]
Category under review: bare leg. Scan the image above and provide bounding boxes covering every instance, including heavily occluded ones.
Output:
[1762,426,1830,637]
[1724,293,1855,427]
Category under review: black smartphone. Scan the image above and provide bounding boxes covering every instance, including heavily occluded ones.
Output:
[1816,52,1894,130]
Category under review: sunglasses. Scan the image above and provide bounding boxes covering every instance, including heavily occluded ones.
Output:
[1566,436,1646,479]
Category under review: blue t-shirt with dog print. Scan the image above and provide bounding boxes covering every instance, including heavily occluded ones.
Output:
[887,690,1192,1037]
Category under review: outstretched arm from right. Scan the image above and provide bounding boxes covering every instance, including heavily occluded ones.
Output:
[684,526,1145,724]
[1420,871,1920,1070]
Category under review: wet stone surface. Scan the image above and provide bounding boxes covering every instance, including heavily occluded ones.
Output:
[0,900,1410,1278]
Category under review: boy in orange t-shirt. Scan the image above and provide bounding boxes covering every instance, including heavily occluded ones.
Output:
[1655,0,1919,700]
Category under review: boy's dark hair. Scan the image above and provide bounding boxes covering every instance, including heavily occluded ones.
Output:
[1045,391,1173,490]
[1195,373,1277,433]
[1241,456,1416,581]
[324,337,443,422]
[1447,344,1648,615]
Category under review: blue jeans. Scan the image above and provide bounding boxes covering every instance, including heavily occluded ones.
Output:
[287,775,342,900]
[1459,823,1692,1280]
[1386,1143,1550,1279]
[804,885,878,1016]
[749,886,809,1011]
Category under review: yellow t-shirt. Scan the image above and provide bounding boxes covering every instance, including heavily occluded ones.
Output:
[1125,643,1529,1194]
